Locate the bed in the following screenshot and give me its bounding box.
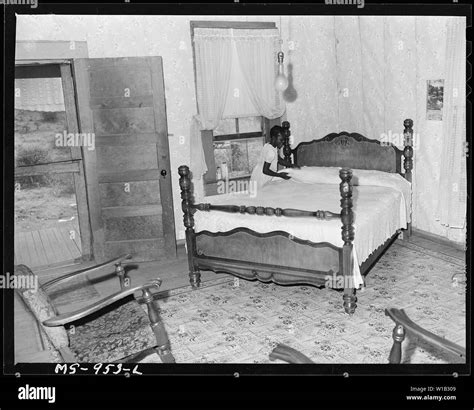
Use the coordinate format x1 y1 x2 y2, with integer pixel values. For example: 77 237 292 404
178 119 414 314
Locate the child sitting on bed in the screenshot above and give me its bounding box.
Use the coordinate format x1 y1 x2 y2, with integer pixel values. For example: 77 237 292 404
250 125 295 192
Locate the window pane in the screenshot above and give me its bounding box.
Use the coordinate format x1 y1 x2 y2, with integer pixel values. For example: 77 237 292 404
214 141 233 176
214 136 264 179
238 116 262 133
214 116 263 137
213 118 236 136
15 76 73 164
248 138 265 173
15 109 73 164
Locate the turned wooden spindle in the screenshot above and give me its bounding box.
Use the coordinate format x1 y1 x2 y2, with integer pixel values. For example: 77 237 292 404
403 119 413 237
403 119 414 183
388 324 406 364
115 262 128 289
193 202 340 220
339 168 357 315
141 283 175 363
282 121 293 166
178 165 201 288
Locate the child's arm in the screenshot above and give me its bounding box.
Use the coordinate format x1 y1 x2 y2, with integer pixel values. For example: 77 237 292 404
278 155 300 169
263 162 290 179
278 156 294 168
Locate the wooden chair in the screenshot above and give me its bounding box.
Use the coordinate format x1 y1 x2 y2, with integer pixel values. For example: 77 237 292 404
15 255 175 363
269 309 466 364
385 308 465 364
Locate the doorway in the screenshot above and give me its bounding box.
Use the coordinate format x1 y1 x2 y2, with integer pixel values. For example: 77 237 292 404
14 62 92 269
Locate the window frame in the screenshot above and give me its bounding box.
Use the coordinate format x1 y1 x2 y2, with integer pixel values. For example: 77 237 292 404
190 20 281 195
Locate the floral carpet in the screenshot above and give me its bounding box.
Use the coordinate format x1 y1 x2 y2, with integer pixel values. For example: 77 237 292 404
150 239 466 364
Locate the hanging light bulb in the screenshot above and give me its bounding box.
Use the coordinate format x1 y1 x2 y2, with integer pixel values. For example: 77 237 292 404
275 51 289 92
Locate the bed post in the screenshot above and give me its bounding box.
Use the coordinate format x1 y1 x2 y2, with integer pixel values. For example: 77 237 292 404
339 168 357 315
403 119 414 237
282 121 292 166
178 165 201 288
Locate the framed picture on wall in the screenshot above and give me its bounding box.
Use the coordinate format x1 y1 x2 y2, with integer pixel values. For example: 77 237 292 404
426 79 444 120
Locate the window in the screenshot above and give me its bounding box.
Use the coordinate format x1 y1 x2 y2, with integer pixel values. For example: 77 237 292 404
213 116 265 180
190 21 282 195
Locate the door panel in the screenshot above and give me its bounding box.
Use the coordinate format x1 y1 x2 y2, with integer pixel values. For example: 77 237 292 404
73 57 176 262
95 145 158 172
92 107 156 134
99 180 161 208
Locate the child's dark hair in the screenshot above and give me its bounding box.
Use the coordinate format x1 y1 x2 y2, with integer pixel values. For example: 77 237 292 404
270 125 284 140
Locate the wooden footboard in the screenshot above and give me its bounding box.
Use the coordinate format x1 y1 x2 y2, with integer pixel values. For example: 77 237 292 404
195 228 342 287
178 165 358 314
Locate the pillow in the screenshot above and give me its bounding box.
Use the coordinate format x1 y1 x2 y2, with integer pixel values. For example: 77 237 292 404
280 166 411 191
349 168 411 197
278 166 412 223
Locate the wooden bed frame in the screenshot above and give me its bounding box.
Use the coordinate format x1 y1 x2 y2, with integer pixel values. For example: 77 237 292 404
178 119 414 314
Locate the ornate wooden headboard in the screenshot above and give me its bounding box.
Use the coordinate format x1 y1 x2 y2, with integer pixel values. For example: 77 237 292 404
281 120 414 181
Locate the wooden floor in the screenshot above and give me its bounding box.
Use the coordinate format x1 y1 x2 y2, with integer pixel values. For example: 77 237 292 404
13 233 465 363
14 223 82 269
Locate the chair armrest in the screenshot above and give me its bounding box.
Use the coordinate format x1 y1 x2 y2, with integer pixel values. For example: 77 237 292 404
43 278 161 327
269 343 314 364
385 308 466 358
42 254 132 291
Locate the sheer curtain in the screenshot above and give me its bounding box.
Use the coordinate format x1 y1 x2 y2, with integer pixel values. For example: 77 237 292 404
435 17 466 230
233 29 285 119
14 78 65 112
190 28 233 199
190 27 285 199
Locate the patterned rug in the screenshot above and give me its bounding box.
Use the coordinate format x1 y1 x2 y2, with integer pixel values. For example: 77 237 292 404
150 239 466 364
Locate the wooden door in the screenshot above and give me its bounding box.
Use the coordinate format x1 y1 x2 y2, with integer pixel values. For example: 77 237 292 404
72 57 176 262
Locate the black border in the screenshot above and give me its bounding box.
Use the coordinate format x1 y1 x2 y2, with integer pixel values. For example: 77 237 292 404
2 0 472 405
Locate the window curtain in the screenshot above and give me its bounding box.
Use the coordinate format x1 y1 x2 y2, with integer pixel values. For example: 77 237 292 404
233 29 285 119
435 17 466 229
190 27 285 199
14 78 65 112
222 40 260 118
190 28 233 199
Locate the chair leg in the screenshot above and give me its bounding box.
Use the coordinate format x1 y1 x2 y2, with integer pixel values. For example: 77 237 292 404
389 324 406 364
142 288 176 363
115 262 129 289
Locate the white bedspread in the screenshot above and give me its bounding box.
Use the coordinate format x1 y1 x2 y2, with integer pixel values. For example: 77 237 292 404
194 178 410 288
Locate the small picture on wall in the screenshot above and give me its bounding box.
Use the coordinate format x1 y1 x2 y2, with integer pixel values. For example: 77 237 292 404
426 79 444 121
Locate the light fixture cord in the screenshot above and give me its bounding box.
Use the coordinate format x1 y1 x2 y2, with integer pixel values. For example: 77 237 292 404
279 15 283 49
